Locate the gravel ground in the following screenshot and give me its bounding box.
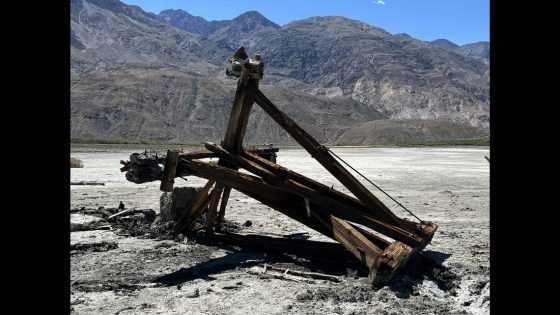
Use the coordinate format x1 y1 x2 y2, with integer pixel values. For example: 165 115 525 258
70 146 490 314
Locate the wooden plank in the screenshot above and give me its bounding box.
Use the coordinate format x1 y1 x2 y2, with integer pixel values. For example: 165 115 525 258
243 149 436 241
214 64 261 223
205 184 224 234
174 180 215 234
398 218 438 248
248 86 407 230
239 188 336 238
216 187 232 227
202 143 423 247
369 241 414 286
330 217 383 269
178 147 278 162
183 159 422 247
160 150 180 192
347 222 391 250
255 265 342 282
184 161 418 280
222 67 259 153
70 181 105 186
243 150 372 214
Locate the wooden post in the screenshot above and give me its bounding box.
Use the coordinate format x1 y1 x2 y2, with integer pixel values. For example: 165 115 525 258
205 184 224 234
160 150 180 192
208 60 262 230
216 187 232 227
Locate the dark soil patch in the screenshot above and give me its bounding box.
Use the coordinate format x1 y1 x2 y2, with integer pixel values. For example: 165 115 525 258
71 279 145 293
70 241 118 255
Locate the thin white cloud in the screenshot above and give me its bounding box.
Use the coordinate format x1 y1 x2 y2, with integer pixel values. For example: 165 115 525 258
373 0 386 5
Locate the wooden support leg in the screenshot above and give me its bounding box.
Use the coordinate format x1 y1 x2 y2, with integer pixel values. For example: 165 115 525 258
160 150 180 192
216 66 260 222
216 186 232 227
205 184 224 234
174 180 215 234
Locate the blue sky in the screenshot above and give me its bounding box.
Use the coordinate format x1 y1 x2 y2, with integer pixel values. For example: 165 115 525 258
121 0 489 45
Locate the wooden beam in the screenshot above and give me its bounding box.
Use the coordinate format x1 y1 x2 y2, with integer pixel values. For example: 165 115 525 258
174 180 216 234
203 143 423 247
222 66 259 153
369 241 414 286
243 150 372 214
214 64 261 225
205 184 224 234
347 222 391 250
247 86 407 230
330 216 383 269
243 149 436 242
183 159 423 247
177 147 278 161
160 150 180 192
216 186 232 227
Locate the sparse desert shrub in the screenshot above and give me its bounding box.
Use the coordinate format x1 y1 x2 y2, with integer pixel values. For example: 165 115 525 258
70 157 84 168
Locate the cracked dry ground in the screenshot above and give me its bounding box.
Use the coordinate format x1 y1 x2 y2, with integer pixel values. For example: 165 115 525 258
71 146 489 315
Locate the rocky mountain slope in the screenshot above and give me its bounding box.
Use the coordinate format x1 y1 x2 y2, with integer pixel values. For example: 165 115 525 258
430 39 489 63
70 0 489 145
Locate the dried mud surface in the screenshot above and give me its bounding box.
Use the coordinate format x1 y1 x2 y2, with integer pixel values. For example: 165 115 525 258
71 147 489 314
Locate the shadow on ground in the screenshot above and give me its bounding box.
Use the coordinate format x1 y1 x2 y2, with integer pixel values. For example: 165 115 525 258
153 240 367 287
388 250 457 298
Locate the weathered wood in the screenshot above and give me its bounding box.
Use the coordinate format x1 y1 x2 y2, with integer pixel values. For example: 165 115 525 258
107 209 135 220
347 222 391 250
183 159 423 248
239 188 337 238
70 181 105 186
205 184 224 234
243 149 437 242
369 241 414 286
160 150 180 192
214 65 261 224
222 66 259 153
256 264 342 282
174 180 216 234
216 187 232 227
184 159 291 201
243 150 372 213
248 86 407 230
247 266 310 283
398 219 438 248
202 143 423 247
178 147 279 161
329 216 384 269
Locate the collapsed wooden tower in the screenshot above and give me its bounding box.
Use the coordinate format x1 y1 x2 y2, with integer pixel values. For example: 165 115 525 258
122 47 437 285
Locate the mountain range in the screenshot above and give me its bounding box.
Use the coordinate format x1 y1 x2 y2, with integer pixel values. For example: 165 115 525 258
430 39 489 63
70 0 489 145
